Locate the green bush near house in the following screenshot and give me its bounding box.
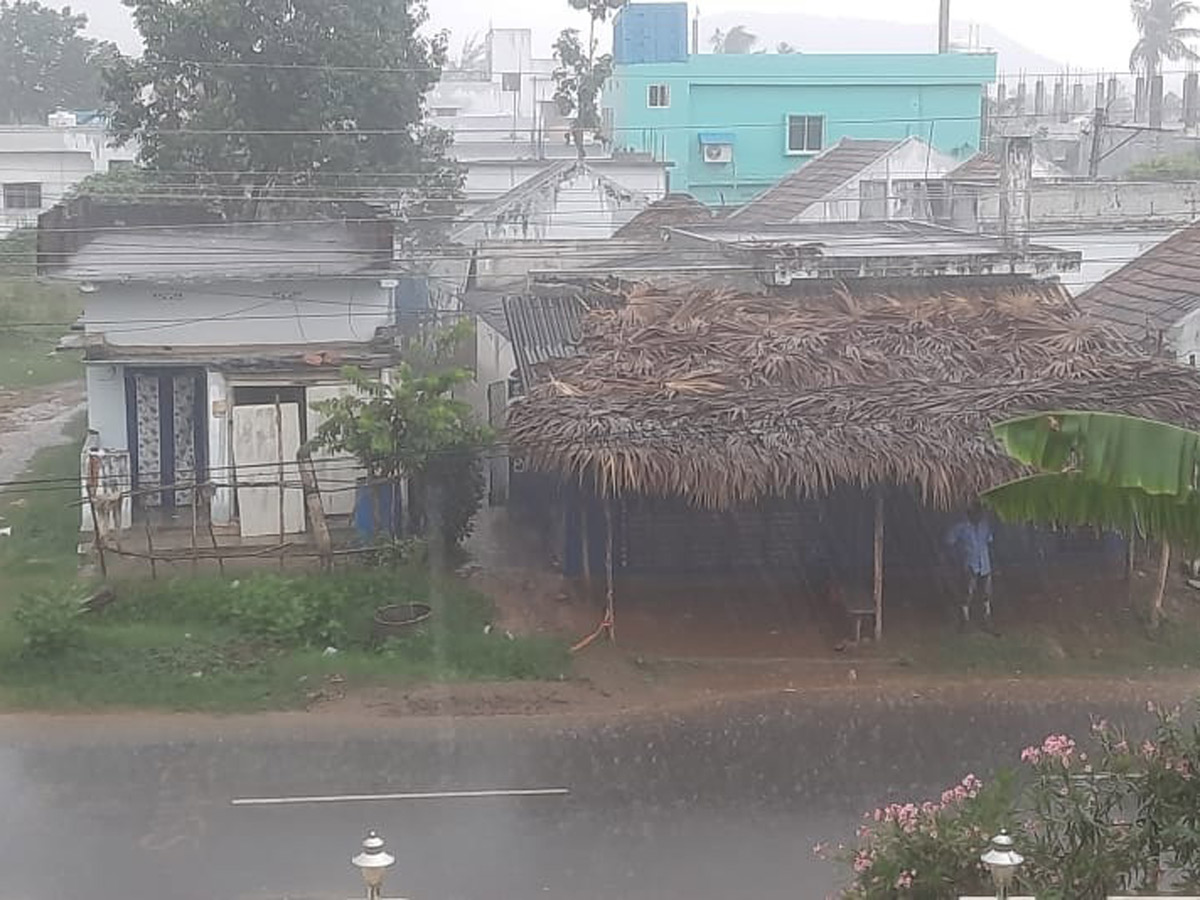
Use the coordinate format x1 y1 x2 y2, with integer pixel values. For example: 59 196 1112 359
0 567 570 711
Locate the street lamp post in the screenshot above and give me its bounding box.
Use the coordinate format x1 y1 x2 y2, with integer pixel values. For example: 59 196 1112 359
980 830 1024 899
352 831 396 900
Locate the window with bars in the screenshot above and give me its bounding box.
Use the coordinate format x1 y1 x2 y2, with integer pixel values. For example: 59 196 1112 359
647 84 670 108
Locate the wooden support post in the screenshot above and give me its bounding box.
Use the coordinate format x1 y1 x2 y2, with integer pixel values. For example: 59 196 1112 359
298 450 333 571
85 456 107 580
1151 539 1171 631
275 395 285 571
604 498 615 644
873 491 884 641
581 496 592 590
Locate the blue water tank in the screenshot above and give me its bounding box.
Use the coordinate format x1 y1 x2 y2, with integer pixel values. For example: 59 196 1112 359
613 3 689 65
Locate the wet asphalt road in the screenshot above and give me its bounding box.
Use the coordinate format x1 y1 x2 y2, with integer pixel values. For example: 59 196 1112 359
0 688 1174 900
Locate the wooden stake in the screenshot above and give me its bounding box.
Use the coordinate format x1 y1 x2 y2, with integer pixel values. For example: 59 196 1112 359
873 490 884 641
143 511 157 581
201 484 225 576
1151 538 1171 631
190 485 199 575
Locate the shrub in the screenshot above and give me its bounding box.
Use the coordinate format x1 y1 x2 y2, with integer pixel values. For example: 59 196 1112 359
825 773 1015 899
13 590 86 658
830 706 1200 898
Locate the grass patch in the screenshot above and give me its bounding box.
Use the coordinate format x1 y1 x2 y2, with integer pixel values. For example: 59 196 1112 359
0 417 88 608
0 230 83 390
0 567 571 712
907 616 1200 677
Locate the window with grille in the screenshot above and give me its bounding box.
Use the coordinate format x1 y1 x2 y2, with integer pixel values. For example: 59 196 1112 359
2 182 41 209
647 84 670 108
786 115 824 153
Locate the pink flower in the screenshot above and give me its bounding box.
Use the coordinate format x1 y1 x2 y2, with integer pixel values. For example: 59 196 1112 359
853 850 874 873
1115 740 1130 754
1142 740 1159 759
1092 718 1109 734
1021 746 1042 764
895 869 916 890
1040 734 1077 765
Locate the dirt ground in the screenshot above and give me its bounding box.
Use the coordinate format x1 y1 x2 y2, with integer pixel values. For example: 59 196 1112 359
0 380 84 484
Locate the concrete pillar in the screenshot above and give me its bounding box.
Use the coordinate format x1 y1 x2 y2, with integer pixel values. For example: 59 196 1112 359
1034 79 1046 116
1150 74 1164 128
1072 82 1085 115
1184 73 1199 128
1053 80 1065 122
938 0 951 53
997 81 1007 106
1135 76 1147 121
1016 81 1027 117
1000 135 1033 250
1107 76 1120 110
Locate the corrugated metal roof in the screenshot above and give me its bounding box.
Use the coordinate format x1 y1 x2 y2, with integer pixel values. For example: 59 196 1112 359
503 294 590 389
1075 225 1193 342
729 138 903 225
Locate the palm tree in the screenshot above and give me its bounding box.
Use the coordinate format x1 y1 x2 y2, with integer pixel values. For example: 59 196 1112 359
710 25 757 54
1130 0 1200 80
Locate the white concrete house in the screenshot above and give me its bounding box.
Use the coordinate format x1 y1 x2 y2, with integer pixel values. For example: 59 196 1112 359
0 111 135 237
430 29 572 163
40 200 402 540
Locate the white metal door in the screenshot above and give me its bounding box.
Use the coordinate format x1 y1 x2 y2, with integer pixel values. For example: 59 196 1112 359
232 403 305 537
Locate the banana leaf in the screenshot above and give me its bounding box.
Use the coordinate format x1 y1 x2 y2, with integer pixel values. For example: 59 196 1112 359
983 473 1200 550
992 411 1200 496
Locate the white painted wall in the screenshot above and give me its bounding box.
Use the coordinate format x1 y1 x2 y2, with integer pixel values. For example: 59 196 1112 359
460 317 516 424
1039 229 1176 296
0 124 136 236
207 371 233 525
795 139 959 223
83 277 392 347
85 363 127 450
969 182 1200 230
464 159 667 207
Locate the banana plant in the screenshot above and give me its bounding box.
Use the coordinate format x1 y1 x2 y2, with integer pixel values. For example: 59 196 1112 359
983 411 1200 629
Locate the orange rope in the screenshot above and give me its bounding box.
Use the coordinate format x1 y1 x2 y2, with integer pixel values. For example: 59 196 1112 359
570 606 615 653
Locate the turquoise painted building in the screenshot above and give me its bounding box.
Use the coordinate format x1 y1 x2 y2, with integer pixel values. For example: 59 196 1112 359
605 4 997 207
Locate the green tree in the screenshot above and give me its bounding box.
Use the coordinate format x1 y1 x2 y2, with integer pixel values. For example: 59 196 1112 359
552 0 626 159
710 25 758 54
1130 0 1200 81
105 0 461 238
0 1 119 124
984 410 1200 629
310 323 491 550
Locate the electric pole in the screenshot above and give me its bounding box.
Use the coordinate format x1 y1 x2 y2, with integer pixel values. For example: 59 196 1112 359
938 0 951 53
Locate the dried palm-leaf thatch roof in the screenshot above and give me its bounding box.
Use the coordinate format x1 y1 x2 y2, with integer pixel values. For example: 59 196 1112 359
505 280 1200 509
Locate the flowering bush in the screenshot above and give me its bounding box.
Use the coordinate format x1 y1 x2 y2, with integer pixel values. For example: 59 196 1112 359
821 773 1015 899
829 704 1200 899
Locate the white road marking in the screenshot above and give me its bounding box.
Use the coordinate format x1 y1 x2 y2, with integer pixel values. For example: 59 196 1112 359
231 787 570 806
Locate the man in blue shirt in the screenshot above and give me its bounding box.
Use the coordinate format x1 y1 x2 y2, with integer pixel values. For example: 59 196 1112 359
945 502 994 632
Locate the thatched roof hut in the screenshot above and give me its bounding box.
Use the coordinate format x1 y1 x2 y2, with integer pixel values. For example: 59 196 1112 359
506 280 1200 510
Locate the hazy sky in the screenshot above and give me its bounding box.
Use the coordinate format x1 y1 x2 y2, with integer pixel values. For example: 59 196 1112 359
73 0 1138 72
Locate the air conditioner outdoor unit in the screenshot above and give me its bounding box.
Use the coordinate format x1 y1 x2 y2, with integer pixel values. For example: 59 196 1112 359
703 143 733 163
